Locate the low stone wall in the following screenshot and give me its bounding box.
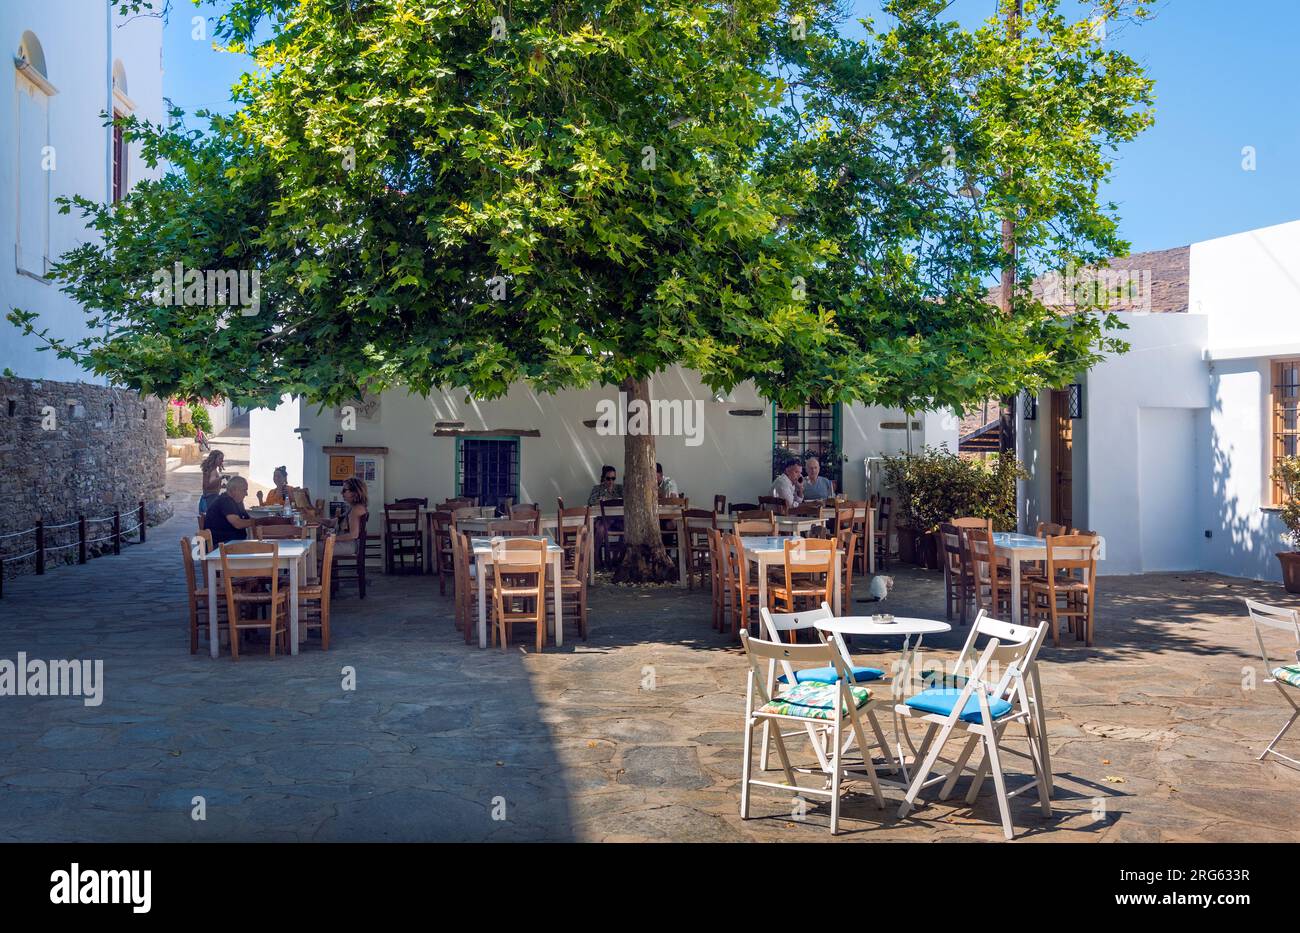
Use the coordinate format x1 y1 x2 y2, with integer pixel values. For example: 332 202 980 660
0 376 172 579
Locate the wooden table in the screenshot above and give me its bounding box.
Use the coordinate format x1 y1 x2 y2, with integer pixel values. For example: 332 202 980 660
203 539 312 658
470 536 564 649
993 532 1105 625
741 535 843 617
717 505 875 574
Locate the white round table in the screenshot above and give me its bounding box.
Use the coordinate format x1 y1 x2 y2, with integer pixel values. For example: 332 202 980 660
814 616 951 638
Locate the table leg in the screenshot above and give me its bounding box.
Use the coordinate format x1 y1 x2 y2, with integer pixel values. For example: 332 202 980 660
754 554 767 632
676 523 687 588
553 552 563 647
832 552 842 615
289 559 300 655
207 561 220 659
1010 555 1022 625
868 508 876 574
477 556 488 649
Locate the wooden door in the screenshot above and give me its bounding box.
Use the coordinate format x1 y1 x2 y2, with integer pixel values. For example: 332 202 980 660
1050 390 1073 528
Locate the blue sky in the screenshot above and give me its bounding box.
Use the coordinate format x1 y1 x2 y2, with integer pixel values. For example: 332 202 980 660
162 0 1300 254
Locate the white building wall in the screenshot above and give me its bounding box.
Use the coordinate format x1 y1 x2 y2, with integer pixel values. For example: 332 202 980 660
1192 219 1300 352
259 368 958 510
0 2 164 382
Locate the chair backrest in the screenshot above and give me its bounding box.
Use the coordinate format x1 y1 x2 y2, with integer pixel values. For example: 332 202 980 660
487 520 536 537
729 502 759 514
834 506 855 536
789 503 822 517
938 522 965 576
180 536 202 595
557 505 591 527
734 518 776 536
759 603 833 641
219 542 280 601
969 613 1048 702
490 536 548 579
713 494 727 514
197 512 206 532
684 508 717 531
1245 599 1300 673
451 507 478 523
724 532 751 601
739 630 853 711
782 537 836 593
758 495 788 515
256 523 307 540
392 497 429 509
1044 533 1099 579
876 496 892 528
837 527 857 593
440 497 475 510
952 516 993 535
600 498 624 517
659 495 688 508
1036 521 1067 537
510 503 541 519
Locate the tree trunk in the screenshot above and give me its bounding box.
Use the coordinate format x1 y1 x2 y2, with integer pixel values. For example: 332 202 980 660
612 375 678 583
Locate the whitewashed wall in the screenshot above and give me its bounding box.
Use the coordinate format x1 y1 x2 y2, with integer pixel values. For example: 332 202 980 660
0 2 164 382
1192 219 1300 353
253 368 958 509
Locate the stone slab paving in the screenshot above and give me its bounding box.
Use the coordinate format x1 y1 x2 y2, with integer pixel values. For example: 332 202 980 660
2 505 1299 842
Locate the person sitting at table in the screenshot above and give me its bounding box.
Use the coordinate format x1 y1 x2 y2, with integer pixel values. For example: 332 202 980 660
656 462 679 498
801 456 834 501
263 466 304 509
589 466 623 570
771 458 804 509
324 477 369 556
587 465 622 506
204 475 261 547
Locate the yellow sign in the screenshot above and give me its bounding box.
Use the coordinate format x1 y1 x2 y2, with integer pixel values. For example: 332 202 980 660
329 455 356 485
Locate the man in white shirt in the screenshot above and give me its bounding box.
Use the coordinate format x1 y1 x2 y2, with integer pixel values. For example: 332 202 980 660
770 459 804 509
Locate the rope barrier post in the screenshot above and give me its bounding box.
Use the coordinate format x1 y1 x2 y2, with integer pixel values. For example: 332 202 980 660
138 500 146 544
35 520 45 575
78 515 87 564
113 510 121 556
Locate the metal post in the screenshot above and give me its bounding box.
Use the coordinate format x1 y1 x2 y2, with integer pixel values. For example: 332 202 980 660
113 510 121 556
35 520 45 575
78 515 87 564
138 500 146 543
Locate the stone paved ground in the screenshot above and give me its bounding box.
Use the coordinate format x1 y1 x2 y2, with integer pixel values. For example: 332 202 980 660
2 481 1299 841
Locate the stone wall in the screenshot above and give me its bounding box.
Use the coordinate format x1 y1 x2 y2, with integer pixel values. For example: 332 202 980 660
0 377 172 579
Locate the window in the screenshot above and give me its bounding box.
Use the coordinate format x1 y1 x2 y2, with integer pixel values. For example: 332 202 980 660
111 61 131 202
15 30 56 277
112 119 125 203
773 402 842 485
457 437 520 508
1273 359 1300 504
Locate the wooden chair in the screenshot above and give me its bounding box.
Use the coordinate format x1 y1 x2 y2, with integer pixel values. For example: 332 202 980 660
713 494 727 514
440 497 476 510
1036 522 1067 537
872 497 892 571
220 541 290 660
491 537 549 651
254 523 307 540
707 527 728 631
548 525 590 641
451 529 491 643
659 504 686 580
683 508 716 591
331 512 369 599
430 510 456 596
964 526 1014 620
790 503 822 518
181 533 226 655
556 506 591 574
599 498 626 568
487 519 536 537
836 527 857 604
297 534 335 650
1027 534 1099 646
758 495 788 515
197 512 206 532
509 503 542 533
383 504 424 574
844 500 871 575
729 502 759 514
723 531 762 636
938 523 975 625
769 538 837 615
734 516 776 536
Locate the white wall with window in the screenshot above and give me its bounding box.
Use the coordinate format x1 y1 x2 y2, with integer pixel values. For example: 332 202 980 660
0 1 163 383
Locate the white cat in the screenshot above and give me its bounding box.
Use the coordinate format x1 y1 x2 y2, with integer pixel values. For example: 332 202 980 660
867 575 894 601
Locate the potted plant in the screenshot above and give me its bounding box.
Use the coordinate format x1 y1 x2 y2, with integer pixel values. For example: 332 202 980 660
1273 456 1300 593
882 445 1024 570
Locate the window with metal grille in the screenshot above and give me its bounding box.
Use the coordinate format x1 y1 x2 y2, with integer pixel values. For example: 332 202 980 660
1273 360 1300 504
457 436 520 509
772 402 842 484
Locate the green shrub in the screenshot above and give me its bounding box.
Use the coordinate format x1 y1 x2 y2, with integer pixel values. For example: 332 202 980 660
165 407 183 438
190 404 213 434
1273 456 1300 548
882 445 1025 534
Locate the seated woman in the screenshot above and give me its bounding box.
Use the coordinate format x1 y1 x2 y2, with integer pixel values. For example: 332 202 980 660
325 477 369 556
264 465 312 511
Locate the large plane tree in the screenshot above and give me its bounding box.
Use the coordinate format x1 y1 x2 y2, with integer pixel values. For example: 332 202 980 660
12 0 1153 581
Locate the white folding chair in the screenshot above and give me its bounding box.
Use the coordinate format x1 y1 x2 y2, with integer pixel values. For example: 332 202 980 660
1245 598 1300 766
896 615 1051 840
739 630 886 834
758 604 893 774
913 608 1053 794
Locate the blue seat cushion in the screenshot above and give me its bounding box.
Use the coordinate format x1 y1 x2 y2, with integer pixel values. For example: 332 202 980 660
779 665 885 685
904 688 1013 724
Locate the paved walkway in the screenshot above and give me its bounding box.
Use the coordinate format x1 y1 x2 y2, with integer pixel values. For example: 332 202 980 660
2 500 1299 841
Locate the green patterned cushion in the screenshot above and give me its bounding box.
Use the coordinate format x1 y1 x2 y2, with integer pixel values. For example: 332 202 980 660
758 682 871 720
1272 666 1300 688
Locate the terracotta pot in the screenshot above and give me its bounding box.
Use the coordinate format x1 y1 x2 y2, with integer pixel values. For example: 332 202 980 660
1278 551 1300 594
